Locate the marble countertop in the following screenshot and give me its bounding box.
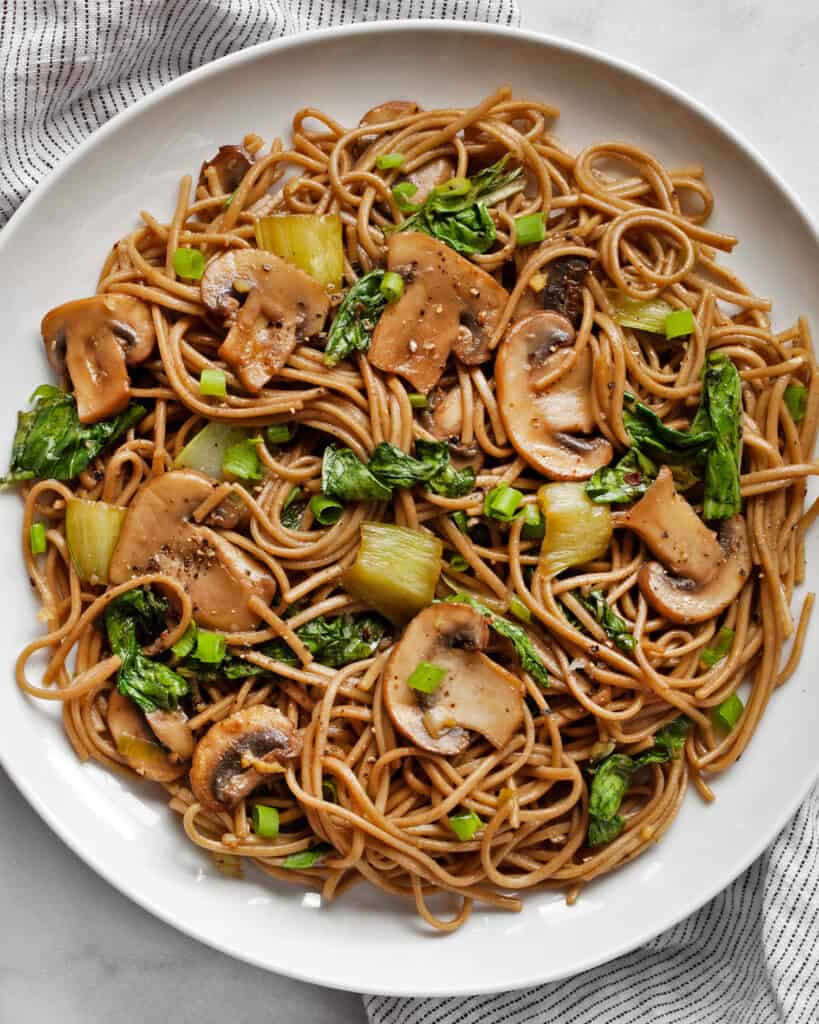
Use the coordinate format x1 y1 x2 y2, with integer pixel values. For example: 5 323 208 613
2 3 816 1021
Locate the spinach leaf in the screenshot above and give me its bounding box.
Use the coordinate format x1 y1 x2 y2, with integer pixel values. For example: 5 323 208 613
263 613 388 669
585 449 657 504
576 589 636 654
324 269 387 367
587 718 690 846
322 442 474 503
281 487 305 530
321 444 392 502
105 589 188 714
177 650 268 683
2 386 145 486
391 157 525 256
445 592 550 690
784 384 807 423
622 395 713 463
690 354 742 519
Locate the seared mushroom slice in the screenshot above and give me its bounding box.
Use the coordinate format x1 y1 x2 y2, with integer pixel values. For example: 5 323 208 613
383 604 524 755
420 386 484 472
354 100 419 157
496 310 613 480
368 232 509 393
107 690 186 782
190 705 302 811
198 145 252 194
41 294 156 424
542 256 589 328
108 469 275 632
202 250 330 393
145 708 194 761
403 156 455 204
618 466 752 624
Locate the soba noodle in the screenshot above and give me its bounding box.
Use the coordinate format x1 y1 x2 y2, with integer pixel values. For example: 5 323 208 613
13 87 818 932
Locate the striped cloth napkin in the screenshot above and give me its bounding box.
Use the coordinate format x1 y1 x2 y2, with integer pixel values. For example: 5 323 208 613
2 4 817 1022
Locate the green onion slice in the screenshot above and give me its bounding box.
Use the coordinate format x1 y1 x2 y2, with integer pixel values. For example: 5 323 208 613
322 779 338 803
194 629 226 664
172 247 205 280
447 809 483 842
433 177 470 198
379 270 404 303
701 626 735 667
376 152 405 170
712 692 744 732
451 511 469 533
508 595 531 623
514 212 546 246
408 392 428 409
29 522 46 555
252 804 280 838
407 661 446 694
484 483 524 522
265 424 293 445
310 493 343 526
200 368 227 399
665 308 695 340
392 181 419 212
282 845 331 870
784 384 808 423
520 504 545 540
448 554 469 572
171 622 197 659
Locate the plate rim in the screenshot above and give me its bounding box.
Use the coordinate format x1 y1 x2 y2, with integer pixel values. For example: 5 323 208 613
2 18 818 997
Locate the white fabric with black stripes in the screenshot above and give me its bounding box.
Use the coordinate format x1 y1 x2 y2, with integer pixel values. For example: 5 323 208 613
2 3 817 1022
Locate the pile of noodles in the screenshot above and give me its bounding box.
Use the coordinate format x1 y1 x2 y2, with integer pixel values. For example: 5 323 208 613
15 87 819 932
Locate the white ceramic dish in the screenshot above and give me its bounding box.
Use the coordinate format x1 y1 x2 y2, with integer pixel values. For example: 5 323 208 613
1 20 818 998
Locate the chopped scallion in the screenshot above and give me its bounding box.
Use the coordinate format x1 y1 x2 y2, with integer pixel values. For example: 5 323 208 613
252 804 280 838
282 845 331 870
265 424 293 446
199 368 227 399
514 212 546 246
408 392 428 409
29 522 46 555
407 661 446 694
194 629 226 664
322 779 338 803
376 152 405 170
171 622 197 659
712 692 744 732
447 808 483 842
310 493 343 526
520 504 545 540
509 595 531 623
701 626 735 668
172 247 205 280
484 483 523 522
221 192 235 210
379 270 404 303
434 177 470 198
784 384 808 423
452 511 469 533
448 554 469 572
665 308 695 340
392 181 419 212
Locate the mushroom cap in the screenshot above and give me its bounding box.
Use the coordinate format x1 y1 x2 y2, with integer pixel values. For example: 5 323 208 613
108 469 275 632
368 232 509 393
202 250 330 393
198 145 252 193
41 294 156 424
619 465 723 583
107 690 186 783
190 705 301 811
382 603 524 755
496 311 613 480
354 100 419 157
638 514 752 624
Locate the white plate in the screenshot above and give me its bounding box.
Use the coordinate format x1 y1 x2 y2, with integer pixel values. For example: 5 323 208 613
1 20 818 998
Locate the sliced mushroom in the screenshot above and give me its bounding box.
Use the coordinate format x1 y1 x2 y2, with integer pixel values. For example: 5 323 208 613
420 387 484 472
368 232 509 393
108 469 275 632
618 466 753 624
354 100 419 157
496 311 613 480
542 256 589 328
107 690 186 782
403 156 455 204
145 708 194 761
202 251 330 392
383 604 524 756
41 295 156 423
198 145 252 194
190 705 301 811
